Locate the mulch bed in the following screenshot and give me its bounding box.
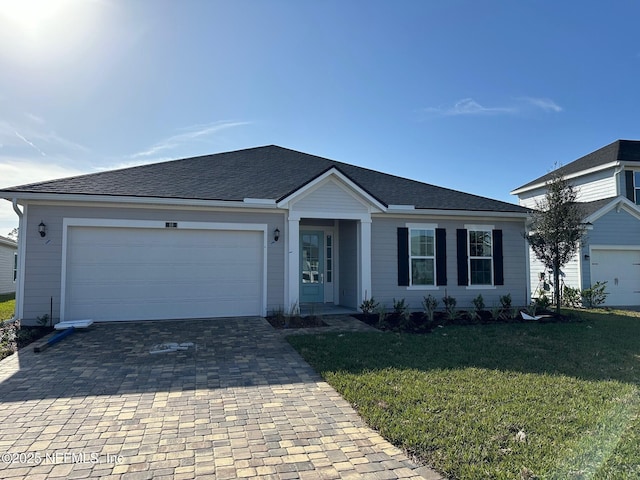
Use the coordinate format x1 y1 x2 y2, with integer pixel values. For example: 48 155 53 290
352 310 570 333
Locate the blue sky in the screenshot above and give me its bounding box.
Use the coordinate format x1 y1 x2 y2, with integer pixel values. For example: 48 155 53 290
1 0 639 236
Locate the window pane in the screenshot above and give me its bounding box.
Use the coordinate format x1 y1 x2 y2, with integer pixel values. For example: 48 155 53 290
470 259 492 285
470 230 492 257
635 172 640 205
410 229 434 256
411 258 435 285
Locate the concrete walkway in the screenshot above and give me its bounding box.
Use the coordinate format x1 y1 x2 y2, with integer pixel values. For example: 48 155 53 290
0 317 443 479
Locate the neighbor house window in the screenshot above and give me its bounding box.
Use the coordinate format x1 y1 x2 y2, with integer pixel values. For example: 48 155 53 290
13 252 17 282
409 228 435 286
468 229 493 285
635 172 640 205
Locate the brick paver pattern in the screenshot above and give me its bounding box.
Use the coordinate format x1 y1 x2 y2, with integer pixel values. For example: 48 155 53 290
0 317 443 479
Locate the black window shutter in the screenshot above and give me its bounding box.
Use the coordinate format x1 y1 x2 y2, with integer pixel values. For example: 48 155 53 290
625 170 635 202
397 228 409 286
456 229 468 286
493 229 504 286
435 228 447 286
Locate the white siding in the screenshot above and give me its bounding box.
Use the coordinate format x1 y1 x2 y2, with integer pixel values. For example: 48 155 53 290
517 168 618 207
291 178 370 214
573 170 617 202
0 242 17 295
528 248 580 300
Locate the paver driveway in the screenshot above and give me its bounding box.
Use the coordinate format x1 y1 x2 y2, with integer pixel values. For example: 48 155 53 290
0 318 442 479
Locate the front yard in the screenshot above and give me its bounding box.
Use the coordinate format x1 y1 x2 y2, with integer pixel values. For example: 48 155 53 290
288 309 640 480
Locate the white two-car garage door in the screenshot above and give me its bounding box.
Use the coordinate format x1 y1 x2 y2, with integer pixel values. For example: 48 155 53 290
63 225 265 321
590 249 640 306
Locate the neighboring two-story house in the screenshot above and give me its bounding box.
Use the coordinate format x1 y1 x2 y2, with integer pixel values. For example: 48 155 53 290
511 139 640 307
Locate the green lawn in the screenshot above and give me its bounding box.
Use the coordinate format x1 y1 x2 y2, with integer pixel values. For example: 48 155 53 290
288 310 640 480
0 293 15 321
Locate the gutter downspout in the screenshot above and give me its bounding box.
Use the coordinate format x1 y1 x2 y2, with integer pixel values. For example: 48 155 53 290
11 199 25 322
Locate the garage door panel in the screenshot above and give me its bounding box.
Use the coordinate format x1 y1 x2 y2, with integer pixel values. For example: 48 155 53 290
65 226 264 321
591 249 640 306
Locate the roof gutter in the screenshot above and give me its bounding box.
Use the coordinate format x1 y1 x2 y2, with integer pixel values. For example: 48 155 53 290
2 192 281 210
12 198 23 218
10 199 23 323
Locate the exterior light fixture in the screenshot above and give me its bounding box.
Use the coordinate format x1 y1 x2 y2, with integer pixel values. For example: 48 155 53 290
274 228 280 242
38 221 47 238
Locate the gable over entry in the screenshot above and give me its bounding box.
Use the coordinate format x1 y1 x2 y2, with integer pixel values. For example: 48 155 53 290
277 168 385 311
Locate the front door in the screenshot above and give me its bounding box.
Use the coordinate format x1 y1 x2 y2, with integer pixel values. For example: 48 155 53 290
300 231 324 303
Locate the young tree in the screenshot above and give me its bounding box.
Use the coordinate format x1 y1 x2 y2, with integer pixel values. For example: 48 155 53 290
526 171 586 313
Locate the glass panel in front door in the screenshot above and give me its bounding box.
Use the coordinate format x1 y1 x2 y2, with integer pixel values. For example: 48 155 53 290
302 234 320 284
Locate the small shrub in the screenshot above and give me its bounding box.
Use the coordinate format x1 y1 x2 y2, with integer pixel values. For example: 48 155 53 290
360 297 379 316
495 294 514 320
36 314 50 327
422 295 438 323
534 293 551 311
442 295 458 322
499 293 512 310
582 281 608 308
392 298 411 328
471 294 485 321
562 285 582 308
490 304 503 321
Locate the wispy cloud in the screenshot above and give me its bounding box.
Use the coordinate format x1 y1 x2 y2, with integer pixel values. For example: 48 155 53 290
14 130 46 156
0 115 89 154
424 96 563 117
132 121 251 159
520 97 563 112
425 98 515 116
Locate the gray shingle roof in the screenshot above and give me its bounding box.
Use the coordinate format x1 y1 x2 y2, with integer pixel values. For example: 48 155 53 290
577 197 618 218
1 145 528 213
513 139 640 192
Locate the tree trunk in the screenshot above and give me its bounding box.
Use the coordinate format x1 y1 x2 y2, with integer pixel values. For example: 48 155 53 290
554 261 561 314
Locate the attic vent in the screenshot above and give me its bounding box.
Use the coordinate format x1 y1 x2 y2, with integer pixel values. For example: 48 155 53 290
165 222 178 228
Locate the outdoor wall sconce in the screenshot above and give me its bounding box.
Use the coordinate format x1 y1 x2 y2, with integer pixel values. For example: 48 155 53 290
274 228 280 242
38 221 47 238
583 254 590 261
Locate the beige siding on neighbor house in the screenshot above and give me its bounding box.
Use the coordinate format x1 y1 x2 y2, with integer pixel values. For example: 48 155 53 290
20 203 286 323
0 242 17 295
370 216 529 310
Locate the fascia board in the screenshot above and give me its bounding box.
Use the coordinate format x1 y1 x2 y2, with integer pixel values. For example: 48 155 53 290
2 193 279 209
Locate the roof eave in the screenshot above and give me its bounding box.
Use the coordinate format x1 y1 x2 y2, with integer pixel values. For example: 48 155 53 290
1 192 281 209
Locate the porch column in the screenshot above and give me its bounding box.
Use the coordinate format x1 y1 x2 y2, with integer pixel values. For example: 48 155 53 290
286 215 300 312
358 218 372 306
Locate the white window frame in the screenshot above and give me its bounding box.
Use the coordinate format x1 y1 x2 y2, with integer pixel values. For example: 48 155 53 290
407 223 438 289
466 224 494 287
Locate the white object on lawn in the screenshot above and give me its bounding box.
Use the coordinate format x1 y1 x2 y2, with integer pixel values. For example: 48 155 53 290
54 319 94 330
520 311 552 321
